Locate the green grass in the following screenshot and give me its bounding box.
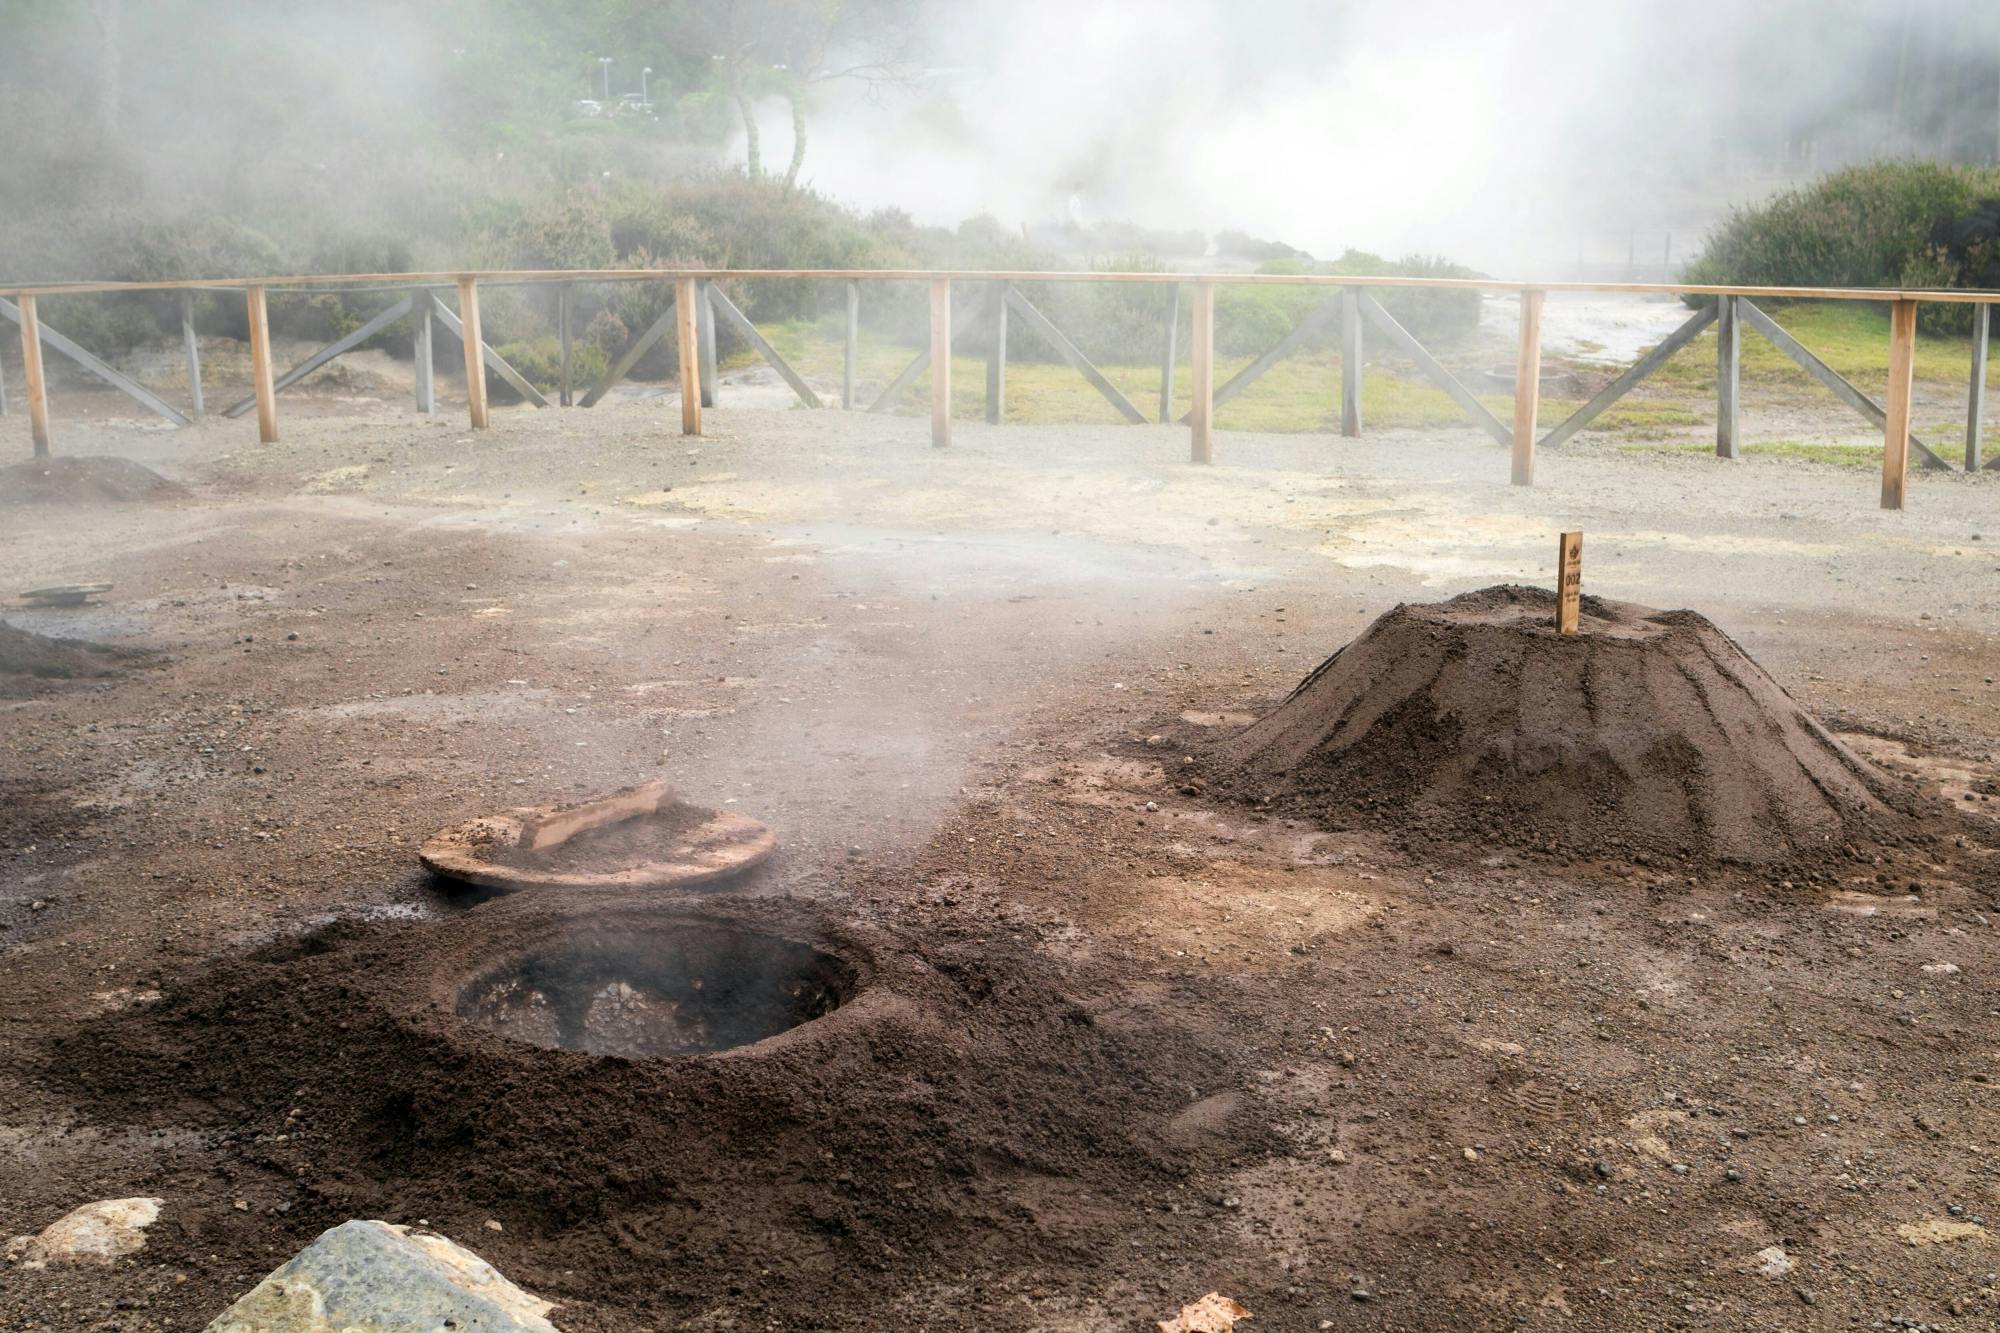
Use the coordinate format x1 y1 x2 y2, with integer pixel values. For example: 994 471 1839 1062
1647 301 1975 396
749 304 1980 441
759 323 1510 433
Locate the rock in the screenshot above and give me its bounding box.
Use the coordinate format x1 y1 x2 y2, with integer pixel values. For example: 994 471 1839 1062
203 1219 556 1333
5 1197 162 1268
1749 1245 1793 1279
1897 1219 1990 1247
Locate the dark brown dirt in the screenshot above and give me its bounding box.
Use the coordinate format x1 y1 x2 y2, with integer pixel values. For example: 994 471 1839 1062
50 892 1277 1327
1212 585 1936 868
8 407 2000 1330
0 456 185 506
0 620 153 700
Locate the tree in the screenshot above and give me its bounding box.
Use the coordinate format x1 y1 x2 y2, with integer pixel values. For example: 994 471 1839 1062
664 0 919 190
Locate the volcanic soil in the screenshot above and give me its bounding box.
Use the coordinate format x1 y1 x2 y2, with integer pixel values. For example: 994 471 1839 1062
5 396 2000 1331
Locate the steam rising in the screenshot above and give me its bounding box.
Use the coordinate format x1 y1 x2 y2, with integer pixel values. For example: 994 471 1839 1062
785 0 2000 272
3 0 1997 278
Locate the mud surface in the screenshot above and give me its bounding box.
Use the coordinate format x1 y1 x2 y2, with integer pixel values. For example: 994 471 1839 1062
0 620 152 700
1215 585 1930 867
4 399 2000 1329
0 456 186 507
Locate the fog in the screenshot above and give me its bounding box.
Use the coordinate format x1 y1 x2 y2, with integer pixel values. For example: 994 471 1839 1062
767 0 2000 273
3 0 1999 278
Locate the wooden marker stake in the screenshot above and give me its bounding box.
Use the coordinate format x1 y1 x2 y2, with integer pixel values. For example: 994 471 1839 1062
1556 531 1583 634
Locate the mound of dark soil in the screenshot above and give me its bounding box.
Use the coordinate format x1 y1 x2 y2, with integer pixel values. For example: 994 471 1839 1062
50 894 1272 1326
0 455 185 505
0 620 152 700
1214 585 1919 865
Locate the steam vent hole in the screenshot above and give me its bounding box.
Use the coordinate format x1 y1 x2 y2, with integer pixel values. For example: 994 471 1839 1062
456 923 856 1058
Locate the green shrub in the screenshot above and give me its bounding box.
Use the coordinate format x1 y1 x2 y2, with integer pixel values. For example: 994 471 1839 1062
1326 250 1483 347
1685 161 2000 334
493 336 609 396
7 212 283 352
1216 283 1321 356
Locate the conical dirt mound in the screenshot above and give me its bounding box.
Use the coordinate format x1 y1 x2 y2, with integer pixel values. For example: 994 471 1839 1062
1215 585 1915 865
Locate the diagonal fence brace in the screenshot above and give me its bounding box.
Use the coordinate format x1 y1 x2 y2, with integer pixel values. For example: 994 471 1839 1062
1737 299 1950 471
222 297 415 418
1002 288 1148 424
1538 305 1716 449
0 296 191 427
705 285 821 408
1356 293 1510 445
428 294 549 409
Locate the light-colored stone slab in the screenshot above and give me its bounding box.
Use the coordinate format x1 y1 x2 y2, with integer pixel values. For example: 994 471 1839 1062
204 1219 557 1332
5 1197 162 1268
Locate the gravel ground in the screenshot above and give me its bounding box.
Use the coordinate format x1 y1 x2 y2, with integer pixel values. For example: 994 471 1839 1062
3 393 2000 1330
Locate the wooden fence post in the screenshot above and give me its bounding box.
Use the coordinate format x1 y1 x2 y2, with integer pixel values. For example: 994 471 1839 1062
1159 284 1180 424
456 277 488 430
1189 281 1215 463
930 278 951 448
1340 286 1363 438
1967 303 1989 472
843 279 859 410
18 294 50 456
985 281 1007 424
180 292 204 422
557 282 573 407
245 285 279 443
1715 295 1739 459
674 276 701 436
1512 288 1545 486
1881 298 1918 510
413 291 435 414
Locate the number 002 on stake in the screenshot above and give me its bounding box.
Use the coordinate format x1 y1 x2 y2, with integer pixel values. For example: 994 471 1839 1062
1557 531 1583 634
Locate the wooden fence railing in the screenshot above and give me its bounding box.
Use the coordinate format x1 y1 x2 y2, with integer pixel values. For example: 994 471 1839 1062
3 268 1997 510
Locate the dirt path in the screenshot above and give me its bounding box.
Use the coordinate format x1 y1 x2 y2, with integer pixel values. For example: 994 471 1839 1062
2 400 1999 1329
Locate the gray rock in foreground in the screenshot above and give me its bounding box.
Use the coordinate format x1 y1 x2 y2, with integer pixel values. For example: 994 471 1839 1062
204 1219 557 1332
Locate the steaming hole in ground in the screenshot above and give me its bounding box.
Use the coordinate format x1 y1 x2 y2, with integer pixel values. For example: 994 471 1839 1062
455 922 856 1058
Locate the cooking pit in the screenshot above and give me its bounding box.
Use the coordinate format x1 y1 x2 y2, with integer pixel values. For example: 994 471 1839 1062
454 917 859 1058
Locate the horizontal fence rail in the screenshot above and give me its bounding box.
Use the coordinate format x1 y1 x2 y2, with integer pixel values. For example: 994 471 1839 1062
3 268 1997 510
